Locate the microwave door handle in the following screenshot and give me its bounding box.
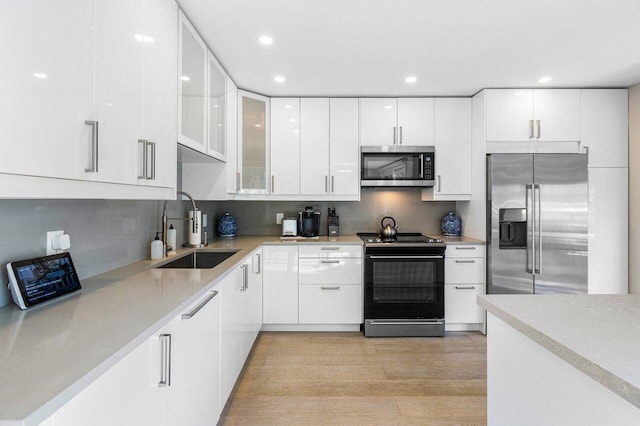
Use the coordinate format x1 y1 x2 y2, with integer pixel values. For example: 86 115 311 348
419 154 424 178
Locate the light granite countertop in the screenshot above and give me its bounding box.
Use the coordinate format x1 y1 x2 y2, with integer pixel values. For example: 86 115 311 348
0 235 362 425
432 234 485 245
478 294 640 409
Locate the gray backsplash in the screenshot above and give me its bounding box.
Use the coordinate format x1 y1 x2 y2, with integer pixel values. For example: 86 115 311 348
199 189 456 237
0 190 454 307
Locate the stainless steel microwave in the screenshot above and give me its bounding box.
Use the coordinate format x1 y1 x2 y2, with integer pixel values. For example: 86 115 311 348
360 146 435 187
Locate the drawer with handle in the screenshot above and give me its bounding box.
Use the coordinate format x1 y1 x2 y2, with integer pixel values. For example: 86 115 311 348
298 245 362 259
299 258 362 285
445 257 483 283
445 244 485 258
444 284 483 324
299 284 362 324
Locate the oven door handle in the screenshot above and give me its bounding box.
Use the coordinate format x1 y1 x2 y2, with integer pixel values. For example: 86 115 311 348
368 255 444 259
369 320 445 325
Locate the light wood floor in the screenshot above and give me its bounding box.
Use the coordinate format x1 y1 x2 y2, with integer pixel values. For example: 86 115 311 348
221 331 487 425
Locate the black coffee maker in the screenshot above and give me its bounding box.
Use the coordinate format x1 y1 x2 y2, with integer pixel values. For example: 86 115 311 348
298 206 321 237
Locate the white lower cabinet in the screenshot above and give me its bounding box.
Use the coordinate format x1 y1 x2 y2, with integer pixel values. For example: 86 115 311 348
299 284 362 324
242 248 263 363
50 288 222 426
263 245 299 324
444 244 485 331
220 267 243 406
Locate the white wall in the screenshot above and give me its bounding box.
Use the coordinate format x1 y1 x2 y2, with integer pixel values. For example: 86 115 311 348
629 84 640 294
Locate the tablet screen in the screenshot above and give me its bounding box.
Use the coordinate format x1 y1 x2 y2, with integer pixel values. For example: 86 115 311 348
10 253 81 307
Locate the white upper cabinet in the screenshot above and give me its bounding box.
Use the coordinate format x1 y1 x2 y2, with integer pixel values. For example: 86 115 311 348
237 90 270 194
141 0 178 188
0 0 94 181
360 98 434 146
329 98 360 196
270 98 300 194
208 53 227 160
580 89 628 168
433 98 472 199
178 12 207 153
359 98 398 146
397 98 435 146
0 0 177 198
486 89 581 142
300 98 330 195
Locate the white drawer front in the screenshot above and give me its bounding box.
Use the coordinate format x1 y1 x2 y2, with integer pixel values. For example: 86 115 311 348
299 284 362 324
445 284 483 324
445 258 483 283
298 244 362 259
445 244 485 258
299 258 362 285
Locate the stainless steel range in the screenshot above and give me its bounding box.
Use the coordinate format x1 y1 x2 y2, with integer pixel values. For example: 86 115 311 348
358 232 446 337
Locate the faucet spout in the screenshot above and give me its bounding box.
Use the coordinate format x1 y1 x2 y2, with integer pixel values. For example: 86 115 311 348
177 191 199 234
160 191 200 258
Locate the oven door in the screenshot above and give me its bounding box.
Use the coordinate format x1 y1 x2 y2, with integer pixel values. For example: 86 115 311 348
364 253 444 320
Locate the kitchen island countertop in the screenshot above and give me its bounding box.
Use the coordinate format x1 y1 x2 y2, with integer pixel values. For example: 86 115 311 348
478 294 640 410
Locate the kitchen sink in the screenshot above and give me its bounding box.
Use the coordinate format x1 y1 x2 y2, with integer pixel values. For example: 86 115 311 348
155 250 239 269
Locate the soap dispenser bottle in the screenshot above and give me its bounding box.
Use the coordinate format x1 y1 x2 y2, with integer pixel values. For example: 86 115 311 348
151 232 163 260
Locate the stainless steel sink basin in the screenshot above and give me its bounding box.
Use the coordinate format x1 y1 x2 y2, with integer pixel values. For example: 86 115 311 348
156 250 239 269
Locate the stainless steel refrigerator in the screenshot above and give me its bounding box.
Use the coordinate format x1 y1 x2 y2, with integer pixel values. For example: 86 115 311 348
486 154 588 294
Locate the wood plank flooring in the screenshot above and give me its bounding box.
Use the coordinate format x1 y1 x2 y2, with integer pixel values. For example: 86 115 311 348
221 331 487 425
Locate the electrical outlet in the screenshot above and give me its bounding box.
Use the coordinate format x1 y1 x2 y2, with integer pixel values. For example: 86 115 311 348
276 213 284 224
46 230 64 255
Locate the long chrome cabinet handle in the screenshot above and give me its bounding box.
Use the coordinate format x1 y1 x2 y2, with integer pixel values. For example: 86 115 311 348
325 175 328 193
454 260 476 264
536 120 541 139
321 286 340 290
454 286 476 290
241 264 248 291
526 184 534 274
255 253 261 274
137 139 147 179
321 259 340 264
148 141 156 180
158 334 171 387
455 246 476 250
529 120 534 139
181 290 218 319
393 126 397 145
85 120 99 172
331 175 335 193
535 184 542 274
437 175 442 192
399 126 403 144
271 175 275 193
321 247 340 251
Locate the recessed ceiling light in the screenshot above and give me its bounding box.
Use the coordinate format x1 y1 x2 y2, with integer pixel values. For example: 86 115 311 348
180 76 190 82
405 76 417 84
285 104 292 109
259 35 273 45
289 118 296 123
514 91 525 96
254 124 262 128
103 102 114 107
384 105 393 110
274 75 285 83
33 72 48 79
538 76 552 83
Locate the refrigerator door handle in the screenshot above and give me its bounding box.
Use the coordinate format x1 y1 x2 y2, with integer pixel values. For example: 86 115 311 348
535 184 542 274
526 184 534 274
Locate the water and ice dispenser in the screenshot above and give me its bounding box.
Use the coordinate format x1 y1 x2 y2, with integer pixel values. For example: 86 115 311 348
499 208 527 249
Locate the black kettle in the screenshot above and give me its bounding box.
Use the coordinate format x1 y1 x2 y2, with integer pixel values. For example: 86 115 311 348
380 216 398 241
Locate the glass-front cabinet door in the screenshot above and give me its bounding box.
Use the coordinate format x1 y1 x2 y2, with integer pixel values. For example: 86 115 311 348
178 11 207 152
207 53 226 160
237 90 270 194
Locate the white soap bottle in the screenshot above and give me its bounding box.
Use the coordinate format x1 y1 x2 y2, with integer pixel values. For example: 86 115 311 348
151 232 163 260
167 224 177 253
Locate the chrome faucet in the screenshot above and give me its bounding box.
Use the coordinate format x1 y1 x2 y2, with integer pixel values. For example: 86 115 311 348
161 191 200 257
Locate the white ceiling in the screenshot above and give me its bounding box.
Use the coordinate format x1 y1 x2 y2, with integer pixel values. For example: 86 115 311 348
177 0 640 97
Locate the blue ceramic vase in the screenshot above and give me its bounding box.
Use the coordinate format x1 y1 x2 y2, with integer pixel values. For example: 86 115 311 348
441 211 461 236
217 212 237 238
